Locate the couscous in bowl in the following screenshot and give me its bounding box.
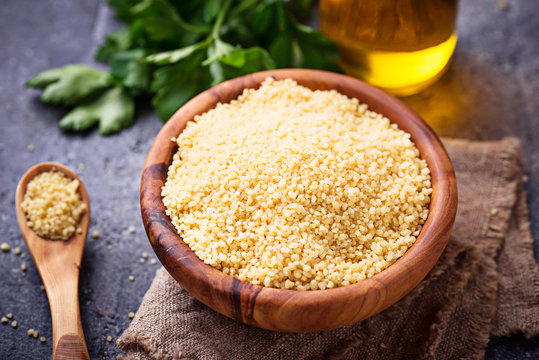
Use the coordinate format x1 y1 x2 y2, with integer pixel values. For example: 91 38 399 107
140 69 457 332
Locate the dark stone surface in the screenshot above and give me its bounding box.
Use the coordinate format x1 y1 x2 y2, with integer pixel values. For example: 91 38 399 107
0 0 537 358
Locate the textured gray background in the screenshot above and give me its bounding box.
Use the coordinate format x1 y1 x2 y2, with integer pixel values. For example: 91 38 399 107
0 0 537 358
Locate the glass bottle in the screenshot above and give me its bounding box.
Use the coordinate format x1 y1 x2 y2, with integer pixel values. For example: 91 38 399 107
319 0 459 95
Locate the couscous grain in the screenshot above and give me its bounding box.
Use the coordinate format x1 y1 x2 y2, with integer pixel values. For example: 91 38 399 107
162 78 432 290
21 171 86 240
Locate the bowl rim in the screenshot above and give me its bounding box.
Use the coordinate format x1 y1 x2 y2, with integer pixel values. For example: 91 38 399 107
140 69 457 332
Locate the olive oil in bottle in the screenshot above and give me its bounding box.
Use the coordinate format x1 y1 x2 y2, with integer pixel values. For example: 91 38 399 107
319 0 459 95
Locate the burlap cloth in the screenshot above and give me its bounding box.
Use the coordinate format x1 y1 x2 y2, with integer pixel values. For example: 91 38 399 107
118 138 539 360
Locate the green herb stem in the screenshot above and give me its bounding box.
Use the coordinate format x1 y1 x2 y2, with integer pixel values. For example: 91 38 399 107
174 12 211 35
212 0 234 39
276 1 288 32
228 0 260 19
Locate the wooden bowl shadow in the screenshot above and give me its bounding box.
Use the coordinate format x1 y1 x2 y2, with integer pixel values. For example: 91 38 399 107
140 69 458 332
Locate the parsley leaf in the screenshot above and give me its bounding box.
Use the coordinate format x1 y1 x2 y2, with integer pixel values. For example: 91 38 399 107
59 86 135 135
110 49 151 95
150 51 210 121
95 27 133 62
26 64 113 106
27 64 134 135
207 45 274 86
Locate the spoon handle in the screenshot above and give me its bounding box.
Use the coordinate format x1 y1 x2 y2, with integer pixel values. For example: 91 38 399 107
35 240 90 360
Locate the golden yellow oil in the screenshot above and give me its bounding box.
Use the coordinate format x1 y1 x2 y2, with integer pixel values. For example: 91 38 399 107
320 0 459 95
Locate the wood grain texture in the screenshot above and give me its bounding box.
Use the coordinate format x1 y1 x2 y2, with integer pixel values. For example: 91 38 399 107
15 162 90 359
140 69 458 332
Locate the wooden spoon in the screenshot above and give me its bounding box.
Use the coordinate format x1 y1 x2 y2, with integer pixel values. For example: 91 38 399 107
15 162 90 360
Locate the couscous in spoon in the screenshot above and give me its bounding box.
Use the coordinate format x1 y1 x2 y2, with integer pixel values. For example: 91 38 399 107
15 162 90 360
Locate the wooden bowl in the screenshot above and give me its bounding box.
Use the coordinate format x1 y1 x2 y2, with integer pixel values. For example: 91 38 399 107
140 69 457 332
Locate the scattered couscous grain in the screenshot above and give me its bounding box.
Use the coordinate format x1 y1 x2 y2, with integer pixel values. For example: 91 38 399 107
107 335 113 343
139 258 145 264
128 312 135 319
128 226 136 233
14 247 21 255
6 313 13 319
150 259 157 265
78 163 85 170
490 208 498 216
40 337 46 343
142 252 148 259
497 0 509 11
107 245 112 250
33 330 39 338
92 230 100 239
21 171 86 241
162 78 432 290
40 285 45 291
1 317 8 324
27 329 34 336
129 275 134 282
1 242 10 252
21 253 26 258
21 264 27 272
27 144 35 152
11 321 17 328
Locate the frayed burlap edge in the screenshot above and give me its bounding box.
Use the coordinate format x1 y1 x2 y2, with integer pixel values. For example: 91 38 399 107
449 138 523 359
492 184 539 338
